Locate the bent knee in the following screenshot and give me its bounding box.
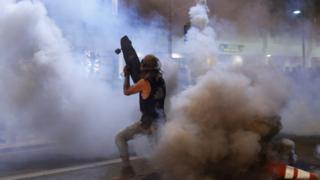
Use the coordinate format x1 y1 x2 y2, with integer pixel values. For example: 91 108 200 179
115 132 127 146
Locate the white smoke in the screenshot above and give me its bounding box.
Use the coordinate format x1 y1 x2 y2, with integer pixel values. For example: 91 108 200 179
42 0 169 56
177 3 217 81
0 0 131 156
1 1 319 176
189 3 210 30
0 0 176 159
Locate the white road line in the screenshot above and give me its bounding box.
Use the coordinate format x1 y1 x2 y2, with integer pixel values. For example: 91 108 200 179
0 157 140 180
0 141 50 150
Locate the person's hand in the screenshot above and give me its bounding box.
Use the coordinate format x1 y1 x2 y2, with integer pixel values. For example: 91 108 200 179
123 65 129 77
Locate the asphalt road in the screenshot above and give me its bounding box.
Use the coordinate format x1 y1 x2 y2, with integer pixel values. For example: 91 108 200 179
0 135 319 180
1 158 159 180
0 145 112 178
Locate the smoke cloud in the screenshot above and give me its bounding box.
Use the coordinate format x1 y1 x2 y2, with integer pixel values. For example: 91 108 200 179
183 4 217 78
0 1 319 179
154 64 289 180
0 0 176 159
143 0 320 136
0 0 129 156
151 2 317 179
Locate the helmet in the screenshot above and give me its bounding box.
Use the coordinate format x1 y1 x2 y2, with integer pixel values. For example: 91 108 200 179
141 55 160 71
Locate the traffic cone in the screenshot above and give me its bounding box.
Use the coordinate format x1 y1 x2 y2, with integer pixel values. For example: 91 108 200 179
265 161 319 180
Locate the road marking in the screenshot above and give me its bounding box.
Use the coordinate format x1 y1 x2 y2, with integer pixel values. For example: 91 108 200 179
0 157 140 180
0 141 50 151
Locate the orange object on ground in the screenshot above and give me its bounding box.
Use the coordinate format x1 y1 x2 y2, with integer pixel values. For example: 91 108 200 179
265 161 318 180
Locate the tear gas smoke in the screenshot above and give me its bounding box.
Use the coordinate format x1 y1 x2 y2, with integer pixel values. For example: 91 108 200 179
155 66 288 180
0 0 175 159
153 3 289 180
189 3 209 30
0 0 135 157
162 0 320 136
0 1 319 177
176 4 217 80
42 0 170 56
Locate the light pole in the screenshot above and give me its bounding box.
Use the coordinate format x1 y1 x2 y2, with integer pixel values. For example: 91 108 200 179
293 9 306 68
112 0 124 79
112 0 118 16
302 21 306 68
168 0 173 57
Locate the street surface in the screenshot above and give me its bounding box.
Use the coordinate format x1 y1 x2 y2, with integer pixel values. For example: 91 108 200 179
1 158 159 180
0 135 319 180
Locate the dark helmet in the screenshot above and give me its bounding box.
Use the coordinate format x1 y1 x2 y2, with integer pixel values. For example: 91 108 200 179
141 55 161 71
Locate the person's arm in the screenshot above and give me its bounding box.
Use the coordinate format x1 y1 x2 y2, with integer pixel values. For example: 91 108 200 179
124 79 146 96
123 66 145 96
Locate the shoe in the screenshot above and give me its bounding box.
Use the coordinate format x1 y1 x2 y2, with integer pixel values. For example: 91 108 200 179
113 165 136 180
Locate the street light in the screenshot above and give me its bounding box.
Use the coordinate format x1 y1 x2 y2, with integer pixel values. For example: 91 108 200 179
232 55 243 66
293 10 301 15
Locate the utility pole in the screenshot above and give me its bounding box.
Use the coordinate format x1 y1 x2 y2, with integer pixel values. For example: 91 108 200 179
293 9 307 68
112 0 118 16
112 0 124 79
168 0 173 57
302 22 306 67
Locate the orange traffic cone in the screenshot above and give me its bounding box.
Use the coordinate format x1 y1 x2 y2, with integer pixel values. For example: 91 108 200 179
265 161 318 180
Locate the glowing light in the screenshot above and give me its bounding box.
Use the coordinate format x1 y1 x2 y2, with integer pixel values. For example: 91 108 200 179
207 57 213 65
171 53 183 59
94 63 100 72
266 54 271 58
293 10 301 15
232 55 243 66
